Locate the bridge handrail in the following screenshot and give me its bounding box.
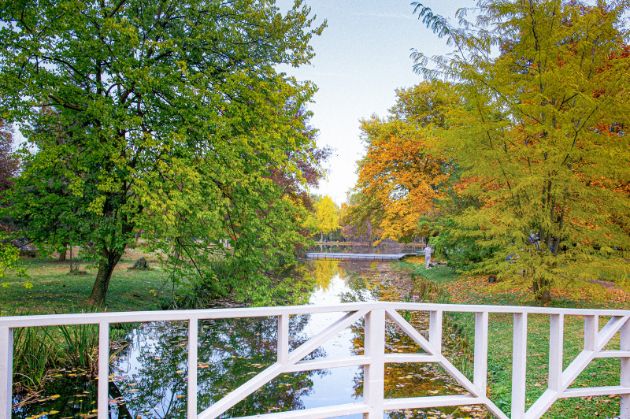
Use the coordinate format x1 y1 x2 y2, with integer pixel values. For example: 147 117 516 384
1 302 628 327
1 302 629 419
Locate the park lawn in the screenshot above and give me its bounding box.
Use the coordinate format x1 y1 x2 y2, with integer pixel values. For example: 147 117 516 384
0 249 172 316
400 261 629 418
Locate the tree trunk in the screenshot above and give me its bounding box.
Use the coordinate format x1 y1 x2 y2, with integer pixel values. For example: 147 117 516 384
533 275 551 303
58 244 67 262
88 249 124 306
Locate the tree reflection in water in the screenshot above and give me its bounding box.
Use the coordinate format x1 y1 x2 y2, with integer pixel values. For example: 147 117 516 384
111 315 324 418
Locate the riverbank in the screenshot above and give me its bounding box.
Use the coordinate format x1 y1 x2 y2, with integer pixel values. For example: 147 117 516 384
399 260 629 418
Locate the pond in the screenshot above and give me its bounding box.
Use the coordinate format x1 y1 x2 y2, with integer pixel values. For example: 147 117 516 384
14 260 487 418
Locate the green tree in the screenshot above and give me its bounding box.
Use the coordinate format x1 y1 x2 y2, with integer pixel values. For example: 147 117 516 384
0 121 20 281
314 195 339 241
413 0 629 301
0 0 325 305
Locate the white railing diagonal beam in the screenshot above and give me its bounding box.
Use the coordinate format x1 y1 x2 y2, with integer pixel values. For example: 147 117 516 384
288 310 367 363
199 309 367 419
385 309 434 354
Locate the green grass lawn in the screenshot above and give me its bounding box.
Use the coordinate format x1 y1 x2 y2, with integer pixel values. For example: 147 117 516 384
0 251 172 316
400 262 628 418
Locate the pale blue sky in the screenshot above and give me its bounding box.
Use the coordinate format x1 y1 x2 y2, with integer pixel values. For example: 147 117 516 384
278 0 470 204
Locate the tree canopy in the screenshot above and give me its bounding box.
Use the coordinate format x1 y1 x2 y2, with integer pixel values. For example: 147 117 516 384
347 0 629 301
314 195 339 239
0 0 326 305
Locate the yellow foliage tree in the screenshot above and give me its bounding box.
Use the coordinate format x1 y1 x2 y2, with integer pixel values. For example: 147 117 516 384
413 0 630 301
315 195 340 241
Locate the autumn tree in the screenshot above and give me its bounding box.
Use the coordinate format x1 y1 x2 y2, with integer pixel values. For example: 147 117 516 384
353 81 460 242
0 0 325 305
314 195 340 241
339 191 382 243
413 0 630 301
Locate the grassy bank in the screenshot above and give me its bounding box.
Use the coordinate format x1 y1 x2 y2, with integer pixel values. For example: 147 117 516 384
0 250 172 316
400 261 629 418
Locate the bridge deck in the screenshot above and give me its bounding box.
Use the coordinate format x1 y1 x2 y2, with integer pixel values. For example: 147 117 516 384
305 252 417 260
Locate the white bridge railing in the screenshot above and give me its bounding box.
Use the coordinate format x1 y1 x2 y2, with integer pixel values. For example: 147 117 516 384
1 302 629 418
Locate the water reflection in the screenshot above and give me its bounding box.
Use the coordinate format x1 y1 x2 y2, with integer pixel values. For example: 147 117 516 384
15 260 486 418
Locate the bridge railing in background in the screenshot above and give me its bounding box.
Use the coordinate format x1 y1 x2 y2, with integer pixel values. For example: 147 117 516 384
1 302 629 419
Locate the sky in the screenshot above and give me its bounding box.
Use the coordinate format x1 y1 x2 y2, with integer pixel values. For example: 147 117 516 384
277 0 469 205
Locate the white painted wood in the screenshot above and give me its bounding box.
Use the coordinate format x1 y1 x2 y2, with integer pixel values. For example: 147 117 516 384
474 311 489 395
384 307 509 418
277 314 289 364
621 317 630 418
548 314 564 391
559 385 630 398
528 316 630 419
200 310 367 419
1 302 628 328
97 321 109 419
583 315 599 351
525 389 556 419
385 309 434 354
285 356 370 372
237 402 370 418
188 317 198 418
383 395 481 410
384 353 437 363
429 310 443 354
289 310 366 363
388 303 630 317
364 309 385 419
199 362 284 419
0 327 13 419
511 313 528 419
1 303 629 419
595 350 630 358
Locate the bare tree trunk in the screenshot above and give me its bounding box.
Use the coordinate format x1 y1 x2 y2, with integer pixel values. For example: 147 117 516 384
88 249 124 305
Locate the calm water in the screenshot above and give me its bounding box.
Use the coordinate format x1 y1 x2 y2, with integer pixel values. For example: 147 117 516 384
14 260 486 418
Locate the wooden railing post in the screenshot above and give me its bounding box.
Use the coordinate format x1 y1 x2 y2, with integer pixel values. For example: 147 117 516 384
584 315 599 351
548 314 564 391
0 326 13 419
474 312 488 395
278 314 289 364
97 322 109 419
364 308 385 419
188 317 199 418
429 310 443 354
621 317 630 417
511 313 527 419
